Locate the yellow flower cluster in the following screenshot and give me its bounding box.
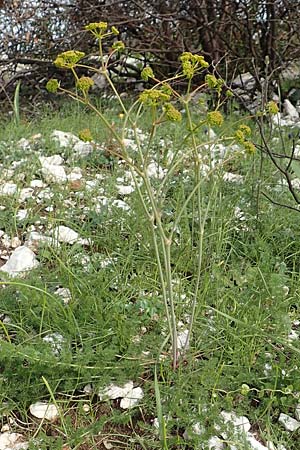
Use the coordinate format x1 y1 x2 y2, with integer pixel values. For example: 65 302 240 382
207 111 224 127
139 89 171 106
235 124 255 154
85 22 108 32
205 74 224 93
180 52 209 79
85 22 119 39
54 51 85 69
76 76 94 94
78 128 93 142
141 66 155 81
163 103 182 122
112 41 125 52
46 79 59 93
266 101 279 115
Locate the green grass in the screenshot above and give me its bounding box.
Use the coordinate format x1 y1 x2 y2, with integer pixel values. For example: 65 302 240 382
0 101 300 449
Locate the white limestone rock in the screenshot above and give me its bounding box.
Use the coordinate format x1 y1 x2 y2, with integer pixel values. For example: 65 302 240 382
283 99 299 120
99 381 134 401
278 413 300 431
39 155 67 183
73 141 94 157
67 167 83 181
98 381 143 409
54 287 72 305
0 246 39 277
207 436 225 449
0 432 28 450
220 411 251 438
0 182 17 196
29 402 59 421
51 130 80 148
49 226 89 245
147 162 166 179
295 403 300 421
25 231 58 251
43 332 65 355
120 386 144 409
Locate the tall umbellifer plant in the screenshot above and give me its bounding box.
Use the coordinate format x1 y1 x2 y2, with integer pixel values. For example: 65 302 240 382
46 22 255 369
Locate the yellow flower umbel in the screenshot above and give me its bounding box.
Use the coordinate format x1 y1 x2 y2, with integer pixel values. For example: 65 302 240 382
234 124 255 154
78 128 93 142
163 103 182 122
139 89 171 107
85 22 119 40
205 74 224 94
85 22 108 38
46 79 60 93
54 50 85 69
111 41 125 52
76 76 94 94
141 66 155 82
180 52 209 79
266 101 279 115
207 111 224 127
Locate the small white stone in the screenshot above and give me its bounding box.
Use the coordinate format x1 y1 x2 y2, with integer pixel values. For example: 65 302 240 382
0 246 39 277
25 231 57 251
147 162 166 179
295 403 300 421
51 130 80 148
67 167 83 181
19 188 34 201
207 436 225 449
73 141 94 157
246 434 270 450
177 329 189 351
116 184 135 195
0 431 28 450
41 164 67 183
54 287 72 305
284 99 299 120
288 329 299 341
16 209 28 221
120 387 144 409
30 179 46 188
223 172 243 183
221 411 251 433
278 413 300 431
82 404 90 413
50 225 79 244
29 402 59 421
83 384 93 394
40 155 64 166
43 333 64 355
111 199 130 211
11 236 21 248
99 381 134 401
0 182 17 196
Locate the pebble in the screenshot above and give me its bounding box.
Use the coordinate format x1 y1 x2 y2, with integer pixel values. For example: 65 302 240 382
51 130 80 148
278 412 300 431
0 182 17 196
98 381 143 409
0 246 39 277
0 432 28 450
29 402 59 421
